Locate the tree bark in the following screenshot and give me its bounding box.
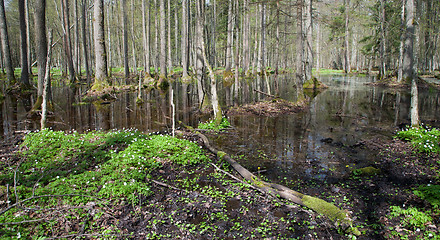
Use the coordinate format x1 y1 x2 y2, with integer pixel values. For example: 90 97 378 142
181 0 189 79
379 0 386 78
142 0 150 74
242 0 250 74
131 0 137 74
41 31 53 130
403 0 415 81
296 0 305 103
0 0 16 85
81 0 90 83
25 0 32 75
397 1 405 83
167 0 172 71
159 0 167 77
19 0 30 86
304 0 313 81
34 0 47 98
93 0 108 90
344 0 351 74
61 0 76 82
225 0 233 71
122 0 129 78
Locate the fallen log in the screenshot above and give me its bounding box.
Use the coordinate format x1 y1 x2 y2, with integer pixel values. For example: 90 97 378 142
195 131 361 236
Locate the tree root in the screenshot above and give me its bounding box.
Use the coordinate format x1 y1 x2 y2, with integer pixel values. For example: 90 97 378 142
195 131 361 236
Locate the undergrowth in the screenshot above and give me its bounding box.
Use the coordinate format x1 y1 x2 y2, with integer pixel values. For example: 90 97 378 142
0 129 208 238
396 126 440 154
197 117 231 131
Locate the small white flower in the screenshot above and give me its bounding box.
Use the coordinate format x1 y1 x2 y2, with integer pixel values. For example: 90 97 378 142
124 182 127 186
17 232 21 238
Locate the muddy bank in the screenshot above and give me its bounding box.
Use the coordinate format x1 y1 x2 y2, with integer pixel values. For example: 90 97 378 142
227 98 305 117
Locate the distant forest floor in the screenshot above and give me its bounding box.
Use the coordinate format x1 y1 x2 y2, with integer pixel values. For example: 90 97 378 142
0 126 439 239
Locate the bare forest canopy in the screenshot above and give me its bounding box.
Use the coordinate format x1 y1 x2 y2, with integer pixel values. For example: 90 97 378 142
0 0 439 84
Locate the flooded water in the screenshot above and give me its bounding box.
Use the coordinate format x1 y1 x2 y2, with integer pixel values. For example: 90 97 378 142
2 74 439 185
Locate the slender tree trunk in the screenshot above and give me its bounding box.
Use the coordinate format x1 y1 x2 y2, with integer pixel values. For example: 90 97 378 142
403 0 415 81
304 0 313 81
142 0 150 74
0 0 16 85
74 0 79 74
25 0 32 75
225 0 233 71
81 0 90 83
61 0 76 82
167 0 172 71
34 0 47 98
242 0 250 74
398 1 405 83
131 0 137 74
159 0 167 78
316 21 320 74
379 0 386 78
234 0 240 105
344 0 351 73
122 0 129 77
93 0 108 90
106 2 112 76
154 0 159 73
19 0 30 86
410 77 419 126
41 31 53 130
175 4 179 66
181 0 189 79
296 0 305 102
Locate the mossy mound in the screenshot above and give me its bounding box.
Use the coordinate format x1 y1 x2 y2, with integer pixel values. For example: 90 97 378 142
303 77 328 89
353 166 381 176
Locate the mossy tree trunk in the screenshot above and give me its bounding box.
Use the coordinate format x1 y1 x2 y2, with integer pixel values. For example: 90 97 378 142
18 0 30 87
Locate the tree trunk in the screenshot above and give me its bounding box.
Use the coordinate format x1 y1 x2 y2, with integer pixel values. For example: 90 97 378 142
379 0 386 79
131 0 137 75
154 0 159 73
159 0 167 78
410 78 419 127
167 0 172 71
242 0 250 74
344 0 351 74
93 0 108 90
19 0 30 86
122 0 129 78
304 0 313 81
81 0 90 83
25 0 32 75
41 31 53 130
0 0 16 85
61 0 76 82
316 21 320 74
296 0 305 103
403 0 415 81
106 2 112 76
225 0 233 71
397 1 405 83
73 0 79 74
34 0 47 99
142 0 150 74
181 0 189 79
196 0 221 124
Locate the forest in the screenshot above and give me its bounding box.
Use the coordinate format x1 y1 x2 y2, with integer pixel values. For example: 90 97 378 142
0 0 439 239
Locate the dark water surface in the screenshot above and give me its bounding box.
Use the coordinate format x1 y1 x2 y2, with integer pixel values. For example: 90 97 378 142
2 75 439 184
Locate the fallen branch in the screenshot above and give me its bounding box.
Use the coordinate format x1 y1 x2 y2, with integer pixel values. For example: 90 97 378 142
195 131 360 236
253 89 276 98
0 218 46 226
0 194 102 216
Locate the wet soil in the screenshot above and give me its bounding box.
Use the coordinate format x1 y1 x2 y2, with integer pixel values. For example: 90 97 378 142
1 129 439 239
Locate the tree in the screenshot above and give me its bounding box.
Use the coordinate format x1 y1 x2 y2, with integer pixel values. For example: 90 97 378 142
81 0 90 83
181 0 189 81
18 0 30 87
61 0 76 82
122 0 129 77
196 0 222 124
0 0 16 85
304 0 313 81
34 0 47 107
296 0 305 103
93 0 108 90
225 0 233 72
403 0 415 81
142 0 150 75
344 0 351 73
159 0 167 79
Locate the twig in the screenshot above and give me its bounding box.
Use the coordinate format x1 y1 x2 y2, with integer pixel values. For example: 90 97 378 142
151 179 187 192
0 194 102 216
0 218 45 226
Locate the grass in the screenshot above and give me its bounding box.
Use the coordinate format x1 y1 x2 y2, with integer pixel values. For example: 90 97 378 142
396 126 440 154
